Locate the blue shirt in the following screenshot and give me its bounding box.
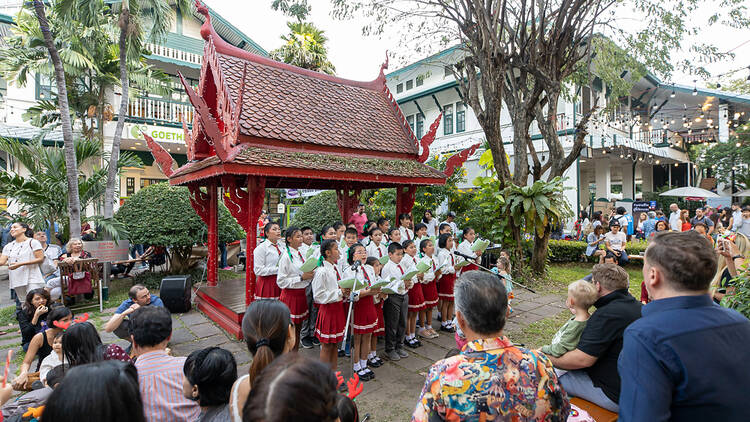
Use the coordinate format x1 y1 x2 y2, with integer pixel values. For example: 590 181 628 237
115 295 164 314
618 294 750 422
641 218 656 238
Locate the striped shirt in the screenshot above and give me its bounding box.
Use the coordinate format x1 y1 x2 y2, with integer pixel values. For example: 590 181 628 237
134 350 200 422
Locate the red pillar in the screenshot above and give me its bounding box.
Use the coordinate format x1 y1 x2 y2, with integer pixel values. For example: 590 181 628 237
336 187 360 224
207 180 219 286
396 185 417 217
245 176 266 306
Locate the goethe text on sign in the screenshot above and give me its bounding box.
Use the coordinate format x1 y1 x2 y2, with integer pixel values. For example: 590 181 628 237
128 123 184 143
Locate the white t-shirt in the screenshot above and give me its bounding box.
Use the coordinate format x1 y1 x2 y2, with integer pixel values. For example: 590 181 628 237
423 219 439 237
2 239 45 289
604 231 627 251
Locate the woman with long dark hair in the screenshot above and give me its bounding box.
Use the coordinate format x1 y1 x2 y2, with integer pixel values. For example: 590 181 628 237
13 306 72 390
16 288 50 351
228 300 295 422
63 321 131 367
0 222 45 300
44 360 145 422
183 347 237 421
253 222 283 300
277 227 314 351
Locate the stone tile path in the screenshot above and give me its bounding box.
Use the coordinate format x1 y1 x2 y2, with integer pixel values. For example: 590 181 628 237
0 286 566 421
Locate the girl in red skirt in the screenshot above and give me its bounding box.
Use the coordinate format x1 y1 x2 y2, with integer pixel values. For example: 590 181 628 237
436 233 457 333
277 226 315 351
312 239 351 369
456 226 482 273
402 239 424 348
365 256 385 368
343 244 380 381
418 238 442 340
254 222 283 300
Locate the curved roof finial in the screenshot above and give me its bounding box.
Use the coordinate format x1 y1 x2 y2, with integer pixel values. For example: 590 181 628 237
379 50 389 77
195 0 212 41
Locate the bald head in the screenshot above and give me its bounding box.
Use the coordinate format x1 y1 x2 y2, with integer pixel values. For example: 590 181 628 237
669 203 679 212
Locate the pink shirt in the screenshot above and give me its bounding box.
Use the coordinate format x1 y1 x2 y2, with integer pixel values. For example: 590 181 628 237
348 212 368 238
135 350 200 422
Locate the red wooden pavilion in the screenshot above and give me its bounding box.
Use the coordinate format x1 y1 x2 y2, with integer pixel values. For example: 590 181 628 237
145 2 479 338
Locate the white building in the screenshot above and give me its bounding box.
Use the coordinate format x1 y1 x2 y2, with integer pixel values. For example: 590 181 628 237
386 45 750 214
0 2 266 213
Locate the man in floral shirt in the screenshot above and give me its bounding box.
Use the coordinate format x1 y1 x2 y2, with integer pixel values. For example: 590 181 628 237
413 271 570 421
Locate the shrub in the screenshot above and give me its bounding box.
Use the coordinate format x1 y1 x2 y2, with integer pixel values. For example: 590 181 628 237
115 183 244 272
290 191 342 232
720 268 750 319
546 239 648 263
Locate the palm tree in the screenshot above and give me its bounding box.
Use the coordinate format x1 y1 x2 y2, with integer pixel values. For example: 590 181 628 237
0 136 141 240
57 0 187 220
28 0 81 236
271 21 336 75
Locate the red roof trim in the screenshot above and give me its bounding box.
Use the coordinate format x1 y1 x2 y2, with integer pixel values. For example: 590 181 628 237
195 1 387 92
169 162 446 187
236 135 417 161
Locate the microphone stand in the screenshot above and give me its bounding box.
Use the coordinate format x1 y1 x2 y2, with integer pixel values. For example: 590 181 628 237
455 252 536 294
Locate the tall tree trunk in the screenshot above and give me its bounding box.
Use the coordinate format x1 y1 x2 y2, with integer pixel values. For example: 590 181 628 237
531 225 551 276
33 0 81 237
104 8 130 220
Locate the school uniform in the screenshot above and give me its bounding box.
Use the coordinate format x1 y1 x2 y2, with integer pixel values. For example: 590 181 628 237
373 294 385 337
420 254 440 308
399 226 414 242
337 245 350 272
457 240 479 273
343 265 378 335
404 254 425 312
436 247 457 302
381 259 408 353
253 239 283 300
298 243 319 341
276 246 310 325
312 261 346 344
366 242 387 260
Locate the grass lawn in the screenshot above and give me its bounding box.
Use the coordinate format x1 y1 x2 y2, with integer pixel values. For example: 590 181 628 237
516 262 644 349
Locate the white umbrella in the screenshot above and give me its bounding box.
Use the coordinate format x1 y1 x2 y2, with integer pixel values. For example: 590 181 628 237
659 187 720 198
735 189 750 197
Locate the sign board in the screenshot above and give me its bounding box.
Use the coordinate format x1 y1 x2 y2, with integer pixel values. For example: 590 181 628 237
285 189 324 199
632 201 651 213
276 203 286 214
126 123 184 143
83 240 130 262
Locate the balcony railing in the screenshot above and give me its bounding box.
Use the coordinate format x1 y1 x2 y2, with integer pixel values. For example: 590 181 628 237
123 96 193 127
145 43 202 67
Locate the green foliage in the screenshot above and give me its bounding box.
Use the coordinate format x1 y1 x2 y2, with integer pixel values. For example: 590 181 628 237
0 136 142 238
289 190 342 232
271 0 311 21
696 137 750 189
115 183 244 247
270 21 336 75
504 177 572 238
721 268 750 319
546 239 648 263
132 267 238 291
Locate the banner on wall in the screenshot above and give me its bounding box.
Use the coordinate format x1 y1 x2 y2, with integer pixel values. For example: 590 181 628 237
126 123 185 143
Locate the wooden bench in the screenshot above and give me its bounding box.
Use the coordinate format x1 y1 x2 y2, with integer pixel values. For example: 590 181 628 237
58 258 103 312
571 397 618 422
628 255 644 262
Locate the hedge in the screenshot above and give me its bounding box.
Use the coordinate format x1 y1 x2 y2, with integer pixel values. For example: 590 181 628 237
547 239 648 263
290 191 342 233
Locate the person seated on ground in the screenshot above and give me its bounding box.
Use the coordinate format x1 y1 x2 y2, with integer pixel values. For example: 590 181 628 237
693 222 714 246
43 360 144 422
585 225 607 264
182 347 237 422
46 238 93 301
648 219 670 240
104 284 164 343
618 231 750 421
413 271 570 421
335 394 360 422
34 231 61 284
1 363 67 420
13 306 72 391
39 331 64 383
16 288 50 352
243 353 340 422
228 300 295 422
541 280 598 358
604 221 629 265
131 306 200 421
63 320 131 366
711 233 749 304
547 264 641 413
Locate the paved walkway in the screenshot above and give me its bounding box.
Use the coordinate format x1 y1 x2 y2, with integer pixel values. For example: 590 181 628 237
0 286 565 421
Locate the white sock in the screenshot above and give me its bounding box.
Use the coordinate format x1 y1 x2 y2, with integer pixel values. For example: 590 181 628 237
368 351 376 359
353 362 361 371
360 359 367 368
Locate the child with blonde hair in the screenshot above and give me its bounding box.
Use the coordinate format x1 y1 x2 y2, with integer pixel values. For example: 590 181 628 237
541 279 598 357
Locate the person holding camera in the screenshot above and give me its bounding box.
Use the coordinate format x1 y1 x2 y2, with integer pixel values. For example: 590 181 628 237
604 222 628 265
585 225 607 264
711 233 749 304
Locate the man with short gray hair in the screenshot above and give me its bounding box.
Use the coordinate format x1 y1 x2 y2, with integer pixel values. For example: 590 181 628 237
413 271 569 421
669 203 681 231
